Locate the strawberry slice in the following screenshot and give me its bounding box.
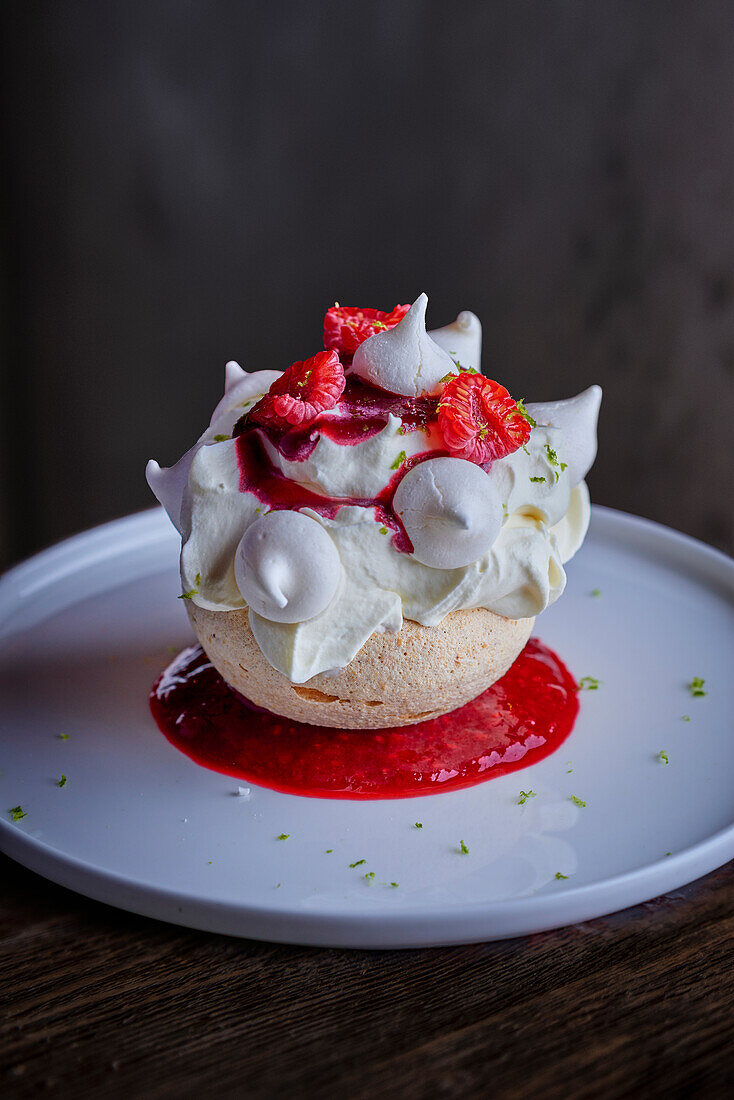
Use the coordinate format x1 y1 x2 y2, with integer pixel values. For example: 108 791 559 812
323 303 410 356
250 350 345 430
438 373 531 464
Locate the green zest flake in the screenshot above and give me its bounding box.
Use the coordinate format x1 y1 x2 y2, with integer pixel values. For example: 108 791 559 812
380 526 388 535
213 433 230 442
560 462 568 472
555 872 569 880
325 849 333 854
688 677 706 697
658 750 669 765
195 572 201 587
515 399 537 429
275 883 281 888
459 839 469 854
178 589 197 601
522 444 530 455
455 359 478 374
364 871 375 883
544 444 559 467
276 833 290 841
569 795 587 808
207 860 212 865
59 733 70 740
529 476 546 483
665 852 672 857
681 715 691 722
56 775 67 788
349 858 367 868
9 806 26 822
390 450 407 470
578 676 600 691
517 790 536 805
414 822 423 829
396 424 405 435
389 882 399 888
590 588 602 598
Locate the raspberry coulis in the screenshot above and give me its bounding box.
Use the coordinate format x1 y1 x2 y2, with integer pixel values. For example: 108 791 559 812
235 377 440 460
233 378 447 553
149 638 578 799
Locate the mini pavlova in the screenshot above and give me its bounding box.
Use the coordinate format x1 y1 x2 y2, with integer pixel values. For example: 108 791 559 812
148 295 600 728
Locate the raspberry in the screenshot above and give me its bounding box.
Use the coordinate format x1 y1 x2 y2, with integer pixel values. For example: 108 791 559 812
323 303 410 356
438 373 531 464
250 350 345 430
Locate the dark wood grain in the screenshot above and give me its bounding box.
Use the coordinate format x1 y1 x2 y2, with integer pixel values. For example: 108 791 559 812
2 855 733 1099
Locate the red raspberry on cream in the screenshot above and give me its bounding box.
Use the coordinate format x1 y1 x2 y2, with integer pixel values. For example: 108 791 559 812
323 303 410 356
250 350 345 429
438 373 531 465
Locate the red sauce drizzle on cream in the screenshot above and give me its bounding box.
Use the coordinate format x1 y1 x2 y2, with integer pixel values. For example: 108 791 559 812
149 639 579 800
232 377 447 552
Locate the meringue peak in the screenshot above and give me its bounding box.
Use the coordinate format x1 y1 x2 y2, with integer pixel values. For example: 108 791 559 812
225 360 247 392
525 386 602 487
350 293 456 397
428 310 482 373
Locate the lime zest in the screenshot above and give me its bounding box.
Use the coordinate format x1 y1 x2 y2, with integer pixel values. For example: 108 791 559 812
515 399 537 428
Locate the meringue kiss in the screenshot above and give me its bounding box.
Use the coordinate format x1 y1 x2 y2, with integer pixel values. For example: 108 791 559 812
234 511 342 623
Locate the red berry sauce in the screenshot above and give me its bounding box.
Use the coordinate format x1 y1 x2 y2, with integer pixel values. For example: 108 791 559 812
149 638 578 799
233 377 451 555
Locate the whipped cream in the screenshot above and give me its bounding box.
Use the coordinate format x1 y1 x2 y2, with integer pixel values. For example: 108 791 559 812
147 296 601 683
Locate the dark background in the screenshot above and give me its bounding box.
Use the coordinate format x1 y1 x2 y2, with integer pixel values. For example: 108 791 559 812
2 0 733 571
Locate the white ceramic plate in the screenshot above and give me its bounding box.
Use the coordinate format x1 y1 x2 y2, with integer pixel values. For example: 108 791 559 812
1 507 732 948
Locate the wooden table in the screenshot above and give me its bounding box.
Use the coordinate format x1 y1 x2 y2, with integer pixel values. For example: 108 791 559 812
2 855 733 1098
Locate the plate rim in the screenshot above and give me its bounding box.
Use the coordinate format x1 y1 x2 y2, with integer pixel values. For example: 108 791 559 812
1 505 733 948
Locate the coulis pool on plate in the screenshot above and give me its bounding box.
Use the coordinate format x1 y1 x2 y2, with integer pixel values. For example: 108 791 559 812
150 638 578 799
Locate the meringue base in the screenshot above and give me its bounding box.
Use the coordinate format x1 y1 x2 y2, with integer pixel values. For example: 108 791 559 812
186 604 534 729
